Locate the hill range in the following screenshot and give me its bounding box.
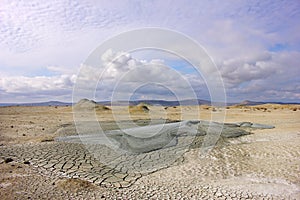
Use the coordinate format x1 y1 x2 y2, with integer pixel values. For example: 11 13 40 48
0 99 299 107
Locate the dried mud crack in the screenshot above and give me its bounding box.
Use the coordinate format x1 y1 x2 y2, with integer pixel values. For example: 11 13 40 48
1 105 299 199
0 141 187 189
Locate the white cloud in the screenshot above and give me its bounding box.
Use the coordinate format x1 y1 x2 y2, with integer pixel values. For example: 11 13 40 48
0 0 299 102
1 48 299 103
74 50 200 102
220 51 275 86
0 74 76 94
221 51 300 102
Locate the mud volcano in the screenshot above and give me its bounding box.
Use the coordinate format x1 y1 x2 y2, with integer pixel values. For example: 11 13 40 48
57 120 274 154
74 99 110 111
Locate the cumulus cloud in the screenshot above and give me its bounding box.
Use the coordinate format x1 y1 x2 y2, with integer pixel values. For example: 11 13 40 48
73 49 201 102
220 52 275 86
220 51 300 102
0 74 76 96
0 0 299 102
1 47 299 103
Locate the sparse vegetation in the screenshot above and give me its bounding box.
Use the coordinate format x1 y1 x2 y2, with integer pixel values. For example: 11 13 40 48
40 137 55 142
4 158 13 163
23 161 30 165
56 178 94 192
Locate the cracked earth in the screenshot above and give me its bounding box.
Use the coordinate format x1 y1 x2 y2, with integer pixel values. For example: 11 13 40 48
0 105 299 199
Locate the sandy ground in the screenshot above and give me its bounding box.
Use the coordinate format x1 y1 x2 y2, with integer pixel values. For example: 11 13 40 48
0 104 299 199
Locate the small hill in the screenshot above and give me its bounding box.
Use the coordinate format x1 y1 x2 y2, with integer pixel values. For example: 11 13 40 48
74 99 110 111
129 103 150 113
238 100 265 106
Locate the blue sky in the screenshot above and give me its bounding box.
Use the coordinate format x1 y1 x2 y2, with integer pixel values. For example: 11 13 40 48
0 0 299 103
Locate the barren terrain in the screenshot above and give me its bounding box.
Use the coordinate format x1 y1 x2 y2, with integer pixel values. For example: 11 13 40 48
0 104 299 199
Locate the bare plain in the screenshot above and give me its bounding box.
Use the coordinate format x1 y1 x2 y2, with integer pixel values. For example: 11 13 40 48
0 104 299 199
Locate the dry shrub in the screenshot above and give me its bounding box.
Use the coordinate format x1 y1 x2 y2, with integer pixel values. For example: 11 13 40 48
202 106 210 110
40 136 55 142
56 178 95 192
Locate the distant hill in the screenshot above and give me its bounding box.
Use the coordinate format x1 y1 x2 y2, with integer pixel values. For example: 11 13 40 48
237 100 266 106
0 101 72 107
234 100 300 106
0 99 299 107
100 99 211 106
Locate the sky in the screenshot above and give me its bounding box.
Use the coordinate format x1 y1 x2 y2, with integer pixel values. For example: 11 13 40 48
0 0 299 103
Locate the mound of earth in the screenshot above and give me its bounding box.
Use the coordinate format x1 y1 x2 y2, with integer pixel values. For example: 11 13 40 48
129 103 149 113
74 99 110 111
57 120 275 154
